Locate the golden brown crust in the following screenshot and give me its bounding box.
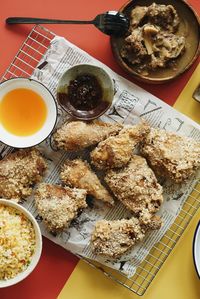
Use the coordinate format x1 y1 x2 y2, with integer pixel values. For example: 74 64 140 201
0 149 47 201
34 183 87 233
141 128 200 182
105 155 163 224
91 122 150 169
60 159 114 205
53 120 122 151
91 215 162 258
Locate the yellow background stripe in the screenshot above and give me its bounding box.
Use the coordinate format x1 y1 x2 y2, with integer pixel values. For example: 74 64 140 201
174 64 200 123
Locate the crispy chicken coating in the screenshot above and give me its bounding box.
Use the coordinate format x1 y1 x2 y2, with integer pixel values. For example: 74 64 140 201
91 215 161 258
141 128 200 183
53 120 122 151
91 122 150 169
105 155 163 224
0 149 47 202
60 159 114 205
35 183 87 233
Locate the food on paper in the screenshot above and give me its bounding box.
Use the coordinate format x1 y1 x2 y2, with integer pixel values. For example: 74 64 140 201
34 183 87 233
91 121 150 169
105 155 163 225
141 128 200 183
53 120 122 151
60 159 114 205
91 216 161 258
121 3 185 75
0 88 47 137
0 204 35 280
0 149 47 201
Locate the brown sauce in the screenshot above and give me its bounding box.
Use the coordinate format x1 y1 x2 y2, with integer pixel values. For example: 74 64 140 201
67 74 103 111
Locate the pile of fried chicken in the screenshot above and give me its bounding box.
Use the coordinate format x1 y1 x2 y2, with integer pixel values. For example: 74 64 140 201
1 120 200 259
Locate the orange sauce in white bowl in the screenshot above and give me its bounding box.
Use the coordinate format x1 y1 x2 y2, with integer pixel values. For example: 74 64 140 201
0 88 47 136
0 78 57 148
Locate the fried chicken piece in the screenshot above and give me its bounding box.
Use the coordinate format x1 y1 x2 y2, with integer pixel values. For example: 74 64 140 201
141 128 200 183
0 149 47 202
60 159 114 205
105 155 163 224
91 215 161 258
35 183 87 233
92 218 144 258
53 120 122 151
91 122 150 169
144 215 162 231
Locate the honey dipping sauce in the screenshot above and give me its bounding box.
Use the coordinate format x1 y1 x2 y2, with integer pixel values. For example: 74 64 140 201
0 88 47 136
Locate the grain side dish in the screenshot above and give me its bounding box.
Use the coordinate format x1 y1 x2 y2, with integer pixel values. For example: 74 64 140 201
0 204 36 280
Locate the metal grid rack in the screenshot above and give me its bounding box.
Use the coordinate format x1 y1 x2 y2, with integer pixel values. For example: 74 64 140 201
1 25 54 81
1 25 200 296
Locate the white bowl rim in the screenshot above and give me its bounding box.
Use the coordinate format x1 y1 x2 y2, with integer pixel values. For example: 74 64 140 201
193 220 200 279
0 77 58 148
0 198 42 288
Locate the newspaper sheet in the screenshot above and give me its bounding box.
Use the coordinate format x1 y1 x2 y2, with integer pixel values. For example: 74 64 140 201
1 35 200 277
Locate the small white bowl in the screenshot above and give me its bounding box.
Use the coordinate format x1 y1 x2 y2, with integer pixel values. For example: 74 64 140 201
0 78 57 148
0 199 42 288
193 221 200 278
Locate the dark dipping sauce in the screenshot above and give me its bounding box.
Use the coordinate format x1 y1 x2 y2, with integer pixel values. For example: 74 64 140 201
68 74 103 111
57 72 112 120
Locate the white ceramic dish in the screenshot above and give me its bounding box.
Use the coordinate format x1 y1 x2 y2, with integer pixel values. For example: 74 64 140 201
193 221 200 278
0 78 57 148
0 199 42 288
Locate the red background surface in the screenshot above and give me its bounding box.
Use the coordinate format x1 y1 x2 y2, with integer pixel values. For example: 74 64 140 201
0 1 199 298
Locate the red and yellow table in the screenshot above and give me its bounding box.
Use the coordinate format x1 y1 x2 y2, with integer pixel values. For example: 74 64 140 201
0 1 199 298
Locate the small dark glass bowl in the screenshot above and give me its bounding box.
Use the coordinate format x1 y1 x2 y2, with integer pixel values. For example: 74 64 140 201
57 64 114 120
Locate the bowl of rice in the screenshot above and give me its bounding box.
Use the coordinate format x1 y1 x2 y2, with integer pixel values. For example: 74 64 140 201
0 199 42 287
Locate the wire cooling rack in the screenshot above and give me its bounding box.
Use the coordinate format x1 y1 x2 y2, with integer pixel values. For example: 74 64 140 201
1 25 54 81
1 25 200 296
